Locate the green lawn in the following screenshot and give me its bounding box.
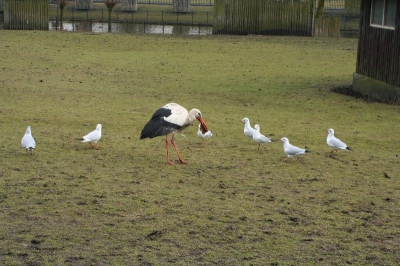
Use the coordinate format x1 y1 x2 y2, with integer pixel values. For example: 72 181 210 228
0 31 399 265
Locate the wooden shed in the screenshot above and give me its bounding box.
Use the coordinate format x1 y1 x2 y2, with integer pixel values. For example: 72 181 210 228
353 0 400 102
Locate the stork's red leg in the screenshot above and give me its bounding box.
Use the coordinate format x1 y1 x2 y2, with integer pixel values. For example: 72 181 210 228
170 137 186 164
165 135 173 164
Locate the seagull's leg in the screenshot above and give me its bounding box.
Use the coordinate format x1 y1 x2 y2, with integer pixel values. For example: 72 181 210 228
170 135 186 164
165 135 173 165
95 143 99 150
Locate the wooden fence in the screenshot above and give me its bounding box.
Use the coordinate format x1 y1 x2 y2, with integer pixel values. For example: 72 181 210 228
4 0 48 30
314 16 340 37
213 0 314 36
93 0 215 5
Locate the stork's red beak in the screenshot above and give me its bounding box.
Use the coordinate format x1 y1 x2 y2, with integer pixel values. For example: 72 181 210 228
197 117 209 134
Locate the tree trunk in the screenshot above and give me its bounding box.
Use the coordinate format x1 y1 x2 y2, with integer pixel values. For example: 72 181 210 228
316 0 325 18
60 6 64 30
108 8 112 32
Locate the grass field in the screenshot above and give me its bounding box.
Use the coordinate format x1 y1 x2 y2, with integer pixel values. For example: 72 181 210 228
0 31 399 265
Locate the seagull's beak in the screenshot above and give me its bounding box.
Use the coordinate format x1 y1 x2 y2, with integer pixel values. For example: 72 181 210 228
197 117 209 134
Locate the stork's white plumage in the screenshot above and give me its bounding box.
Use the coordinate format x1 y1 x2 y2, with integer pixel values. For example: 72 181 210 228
327 128 352 153
242 117 255 140
78 124 102 149
21 126 36 154
252 124 274 150
280 137 309 161
197 124 213 146
140 103 209 164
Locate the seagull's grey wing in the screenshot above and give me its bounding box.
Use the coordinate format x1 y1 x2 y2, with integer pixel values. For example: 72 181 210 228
204 131 213 138
83 130 101 142
260 134 272 144
244 127 254 138
285 144 306 155
21 135 36 149
328 136 347 149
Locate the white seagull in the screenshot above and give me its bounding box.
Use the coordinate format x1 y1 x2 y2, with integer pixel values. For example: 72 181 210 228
77 124 102 150
252 124 274 150
197 124 213 146
280 137 309 161
140 103 209 165
21 126 36 154
327 128 352 153
242 117 255 140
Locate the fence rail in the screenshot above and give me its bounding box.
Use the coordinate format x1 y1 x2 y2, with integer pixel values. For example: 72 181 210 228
81 0 215 6
1 0 360 37
49 5 212 26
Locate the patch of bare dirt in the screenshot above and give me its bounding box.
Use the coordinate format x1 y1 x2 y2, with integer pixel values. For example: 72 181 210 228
331 85 399 105
330 85 365 100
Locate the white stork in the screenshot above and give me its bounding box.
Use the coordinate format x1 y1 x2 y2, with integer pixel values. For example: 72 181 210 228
197 124 213 146
21 126 36 154
77 124 102 150
252 124 274 150
280 137 309 161
242 117 255 140
140 103 209 164
327 128 352 153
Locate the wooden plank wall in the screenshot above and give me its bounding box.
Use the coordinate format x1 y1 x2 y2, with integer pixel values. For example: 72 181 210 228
4 0 48 30
314 16 340 37
356 0 400 87
213 0 313 36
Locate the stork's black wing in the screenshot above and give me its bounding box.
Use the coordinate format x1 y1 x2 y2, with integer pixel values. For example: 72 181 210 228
140 107 181 139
